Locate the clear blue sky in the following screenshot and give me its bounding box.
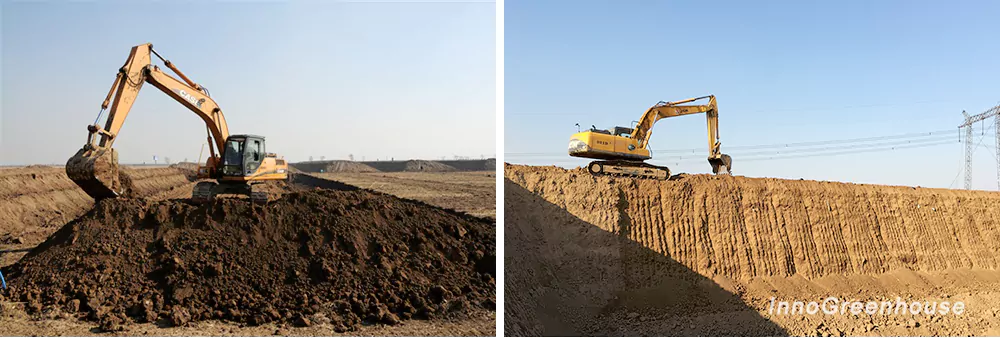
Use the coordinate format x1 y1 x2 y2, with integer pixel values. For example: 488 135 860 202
505 1 1000 190
1 0 495 165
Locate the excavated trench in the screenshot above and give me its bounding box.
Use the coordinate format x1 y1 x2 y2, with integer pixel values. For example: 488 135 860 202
505 164 1000 336
0 169 495 332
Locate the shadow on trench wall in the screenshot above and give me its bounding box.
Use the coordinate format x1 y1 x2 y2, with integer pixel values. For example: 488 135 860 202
504 179 787 336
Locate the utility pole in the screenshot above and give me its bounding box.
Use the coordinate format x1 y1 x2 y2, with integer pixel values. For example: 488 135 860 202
958 105 1000 190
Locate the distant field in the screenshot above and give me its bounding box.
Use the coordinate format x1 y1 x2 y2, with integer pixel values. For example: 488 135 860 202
316 171 496 219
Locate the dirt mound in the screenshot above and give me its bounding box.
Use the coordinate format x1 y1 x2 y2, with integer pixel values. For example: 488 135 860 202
167 163 199 180
2 189 495 332
290 161 379 173
119 167 195 196
360 160 458 173
438 160 496 172
324 161 379 173
403 160 456 172
168 162 199 171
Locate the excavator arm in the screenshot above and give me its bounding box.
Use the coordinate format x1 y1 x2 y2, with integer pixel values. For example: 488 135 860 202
630 95 731 174
67 43 231 199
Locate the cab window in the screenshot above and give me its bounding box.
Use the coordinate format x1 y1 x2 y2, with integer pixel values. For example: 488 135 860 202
224 140 244 165
252 140 262 161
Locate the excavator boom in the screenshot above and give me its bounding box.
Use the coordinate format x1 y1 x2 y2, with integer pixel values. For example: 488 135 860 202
67 43 284 202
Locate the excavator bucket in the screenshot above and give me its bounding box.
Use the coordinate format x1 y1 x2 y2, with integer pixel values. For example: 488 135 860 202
66 146 127 199
709 153 733 175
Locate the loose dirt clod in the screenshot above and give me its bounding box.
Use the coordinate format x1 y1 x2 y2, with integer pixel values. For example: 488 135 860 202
3 189 495 330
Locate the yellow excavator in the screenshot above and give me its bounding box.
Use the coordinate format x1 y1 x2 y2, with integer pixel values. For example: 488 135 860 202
66 43 288 204
568 95 732 179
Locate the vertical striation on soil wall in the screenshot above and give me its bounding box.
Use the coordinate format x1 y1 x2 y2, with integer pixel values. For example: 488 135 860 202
505 164 1000 280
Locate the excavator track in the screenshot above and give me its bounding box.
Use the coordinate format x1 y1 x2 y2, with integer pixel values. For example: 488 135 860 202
587 160 671 180
191 181 217 204
191 181 270 205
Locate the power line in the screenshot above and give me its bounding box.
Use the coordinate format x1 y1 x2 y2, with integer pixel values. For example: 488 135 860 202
653 140 957 163
514 140 958 165
948 153 965 189
505 129 991 168
507 97 995 116
652 129 960 153
735 140 956 162
656 136 958 159
507 128 991 157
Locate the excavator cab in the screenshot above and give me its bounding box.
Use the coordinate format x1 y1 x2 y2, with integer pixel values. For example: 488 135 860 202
191 134 287 204
220 135 265 177
610 127 634 137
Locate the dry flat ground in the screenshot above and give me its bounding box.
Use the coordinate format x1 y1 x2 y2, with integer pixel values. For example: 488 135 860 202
315 171 496 219
0 166 495 336
505 164 1000 336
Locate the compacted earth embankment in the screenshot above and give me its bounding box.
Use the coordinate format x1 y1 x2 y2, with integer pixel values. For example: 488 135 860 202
505 164 1000 336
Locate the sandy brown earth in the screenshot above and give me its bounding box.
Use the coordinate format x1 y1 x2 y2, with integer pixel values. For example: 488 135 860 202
316 171 496 219
0 166 496 336
505 164 1000 336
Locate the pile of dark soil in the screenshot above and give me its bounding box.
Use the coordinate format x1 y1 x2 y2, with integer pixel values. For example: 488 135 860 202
402 160 456 172
1 189 495 332
438 159 495 172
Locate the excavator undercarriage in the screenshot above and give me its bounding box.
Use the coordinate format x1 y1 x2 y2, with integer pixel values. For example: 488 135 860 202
586 160 672 180
584 153 731 180
192 181 270 204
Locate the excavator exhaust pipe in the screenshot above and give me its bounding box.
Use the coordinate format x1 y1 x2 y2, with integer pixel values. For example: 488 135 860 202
709 153 733 175
66 146 129 199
